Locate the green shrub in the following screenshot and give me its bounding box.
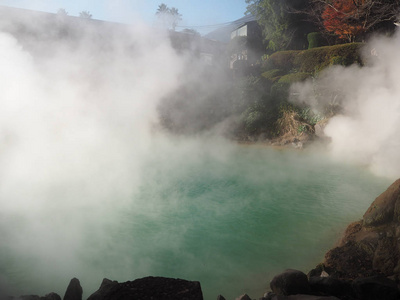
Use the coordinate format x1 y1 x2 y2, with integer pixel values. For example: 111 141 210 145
293 43 364 73
239 94 282 137
299 107 323 125
263 50 298 72
261 69 285 82
307 32 326 49
270 72 311 102
271 81 290 101
278 72 311 83
265 43 364 74
329 56 345 65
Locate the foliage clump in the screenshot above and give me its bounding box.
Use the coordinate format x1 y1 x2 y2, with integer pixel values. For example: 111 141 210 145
307 32 326 49
263 43 364 74
261 69 285 82
234 43 363 142
263 50 298 72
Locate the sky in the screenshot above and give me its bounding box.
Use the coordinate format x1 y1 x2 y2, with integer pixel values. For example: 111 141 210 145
0 0 248 34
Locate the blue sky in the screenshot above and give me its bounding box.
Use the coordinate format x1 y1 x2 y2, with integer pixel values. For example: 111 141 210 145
0 0 248 34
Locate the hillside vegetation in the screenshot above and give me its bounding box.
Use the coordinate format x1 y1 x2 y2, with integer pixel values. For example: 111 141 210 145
235 42 365 145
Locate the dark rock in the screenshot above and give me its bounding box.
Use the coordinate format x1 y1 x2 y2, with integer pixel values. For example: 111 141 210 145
63 278 82 300
17 296 40 300
6 293 61 300
87 279 118 300
324 240 380 279
42 293 61 300
363 179 400 227
217 295 226 300
352 276 400 300
270 269 311 296
307 265 335 279
372 236 397 274
308 276 353 298
8 294 61 300
263 293 340 300
235 294 251 300
320 179 400 279
87 276 203 300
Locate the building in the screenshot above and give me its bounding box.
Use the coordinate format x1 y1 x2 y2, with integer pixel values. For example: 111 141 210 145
229 18 262 70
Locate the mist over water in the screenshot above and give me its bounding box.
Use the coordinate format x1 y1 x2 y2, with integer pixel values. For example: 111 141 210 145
0 7 396 300
0 139 391 299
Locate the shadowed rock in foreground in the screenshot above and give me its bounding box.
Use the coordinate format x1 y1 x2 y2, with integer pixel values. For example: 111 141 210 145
261 179 400 300
324 179 400 279
87 276 203 300
63 278 82 300
4 277 203 300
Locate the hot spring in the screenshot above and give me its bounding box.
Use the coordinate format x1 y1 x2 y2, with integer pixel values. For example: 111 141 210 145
0 9 397 300
0 138 391 299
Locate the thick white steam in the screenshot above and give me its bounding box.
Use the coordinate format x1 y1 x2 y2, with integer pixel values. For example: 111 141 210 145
291 31 400 179
0 14 192 295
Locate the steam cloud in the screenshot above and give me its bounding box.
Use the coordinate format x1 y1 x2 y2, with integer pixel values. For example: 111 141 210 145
2 5 399 299
291 31 400 179
0 7 241 297
0 11 208 295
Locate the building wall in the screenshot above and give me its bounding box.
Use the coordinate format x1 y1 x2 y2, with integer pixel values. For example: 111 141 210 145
230 25 248 39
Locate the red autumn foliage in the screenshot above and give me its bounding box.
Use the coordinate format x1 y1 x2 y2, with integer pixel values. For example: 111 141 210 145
322 0 366 42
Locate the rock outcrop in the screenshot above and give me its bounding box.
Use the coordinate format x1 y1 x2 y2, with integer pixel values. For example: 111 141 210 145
87 276 203 300
270 269 311 296
5 277 203 300
323 179 400 279
8 294 62 300
63 278 82 300
263 180 400 300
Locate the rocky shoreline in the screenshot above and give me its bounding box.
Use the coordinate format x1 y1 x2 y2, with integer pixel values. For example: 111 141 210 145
3 180 400 300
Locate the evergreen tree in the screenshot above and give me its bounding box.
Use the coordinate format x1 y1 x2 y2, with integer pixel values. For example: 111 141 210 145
156 3 182 31
246 0 315 51
57 8 68 16
79 11 92 19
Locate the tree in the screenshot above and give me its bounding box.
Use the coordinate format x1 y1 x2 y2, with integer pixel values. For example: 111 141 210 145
246 0 315 51
322 0 363 42
156 3 169 15
169 7 182 31
311 0 400 42
155 3 182 31
57 8 68 16
79 10 92 19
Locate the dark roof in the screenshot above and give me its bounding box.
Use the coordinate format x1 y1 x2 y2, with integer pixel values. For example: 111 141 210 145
204 14 256 43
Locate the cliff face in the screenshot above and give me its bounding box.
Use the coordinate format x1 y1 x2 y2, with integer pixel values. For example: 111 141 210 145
323 179 400 279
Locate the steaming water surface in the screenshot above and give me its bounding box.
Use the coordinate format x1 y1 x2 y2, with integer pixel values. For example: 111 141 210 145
0 141 391 300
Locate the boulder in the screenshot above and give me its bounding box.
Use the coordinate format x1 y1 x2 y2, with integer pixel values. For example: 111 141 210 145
352 276 400 300
270 269 311 296
15 296 40 300
263 293 340 300
8 294 61 300
324 240 379 279
308 276 353 298
363 179 400 227
321 179 400 279
87 276 203 300
43 293 61 300
87 279 118 300
63 278 82 300
235 294 251 300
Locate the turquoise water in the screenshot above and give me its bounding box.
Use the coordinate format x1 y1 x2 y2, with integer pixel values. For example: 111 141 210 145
0 142 392 300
